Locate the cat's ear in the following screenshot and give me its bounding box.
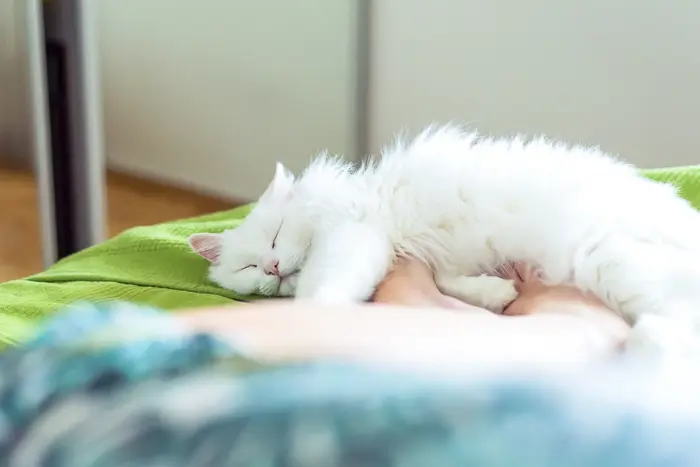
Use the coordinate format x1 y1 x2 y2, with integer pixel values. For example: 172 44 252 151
260 162 295 202
188 233 222 264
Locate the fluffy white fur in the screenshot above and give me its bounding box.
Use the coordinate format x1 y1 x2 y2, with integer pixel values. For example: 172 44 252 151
189 125 700 357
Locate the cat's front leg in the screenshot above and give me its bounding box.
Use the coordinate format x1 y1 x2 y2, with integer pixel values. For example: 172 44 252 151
295 222 392 304
435 274 518 314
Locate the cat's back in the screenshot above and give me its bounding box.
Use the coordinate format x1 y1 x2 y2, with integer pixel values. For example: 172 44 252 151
375 126 633 193
370 126 637 217
367 126 700 254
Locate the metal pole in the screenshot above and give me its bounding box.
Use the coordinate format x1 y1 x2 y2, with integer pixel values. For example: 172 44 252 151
25 0 57 267
30 0 105 262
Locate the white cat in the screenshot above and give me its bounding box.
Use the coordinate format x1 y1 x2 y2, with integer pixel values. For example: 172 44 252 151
189 125 700 356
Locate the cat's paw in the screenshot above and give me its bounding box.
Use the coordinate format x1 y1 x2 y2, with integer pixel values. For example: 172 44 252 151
477 277 519 314
436 274 518 314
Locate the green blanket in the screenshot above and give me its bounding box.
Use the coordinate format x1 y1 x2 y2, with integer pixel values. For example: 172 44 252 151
0 167 698 348
0 204 256 346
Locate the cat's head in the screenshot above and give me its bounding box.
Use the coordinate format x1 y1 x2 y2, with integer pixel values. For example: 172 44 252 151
188 163 313 297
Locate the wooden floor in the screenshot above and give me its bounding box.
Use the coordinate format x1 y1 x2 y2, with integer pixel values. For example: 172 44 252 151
0 167 237 282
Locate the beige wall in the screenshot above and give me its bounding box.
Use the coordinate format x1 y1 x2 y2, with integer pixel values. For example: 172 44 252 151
98 0 359 200
369 0 700 167
2 0 700 201
0 0 359 201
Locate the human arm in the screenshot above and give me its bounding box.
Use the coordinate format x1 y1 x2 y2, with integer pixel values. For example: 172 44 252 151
177 300 624 373
178 256 630 372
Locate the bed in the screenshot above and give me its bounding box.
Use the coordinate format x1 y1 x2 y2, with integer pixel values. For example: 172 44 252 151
0 166 698 348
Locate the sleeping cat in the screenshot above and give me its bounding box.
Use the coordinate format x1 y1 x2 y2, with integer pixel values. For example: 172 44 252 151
189 125 700 356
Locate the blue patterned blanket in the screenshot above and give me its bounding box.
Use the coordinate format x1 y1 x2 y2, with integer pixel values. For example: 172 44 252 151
1 302 699 467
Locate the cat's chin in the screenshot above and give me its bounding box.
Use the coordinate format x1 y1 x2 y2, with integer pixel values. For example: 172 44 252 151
277 274 299 297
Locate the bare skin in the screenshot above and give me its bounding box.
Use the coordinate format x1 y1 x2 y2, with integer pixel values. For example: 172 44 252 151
178 258 631 370
375 258 625 319
373 258 630 349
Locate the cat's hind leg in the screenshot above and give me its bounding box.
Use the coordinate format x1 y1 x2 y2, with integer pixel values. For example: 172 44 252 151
575 235 700 357
435 274 518 314
574 235 700 320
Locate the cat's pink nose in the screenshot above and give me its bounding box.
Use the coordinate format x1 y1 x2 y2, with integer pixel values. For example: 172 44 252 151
264 260 280 276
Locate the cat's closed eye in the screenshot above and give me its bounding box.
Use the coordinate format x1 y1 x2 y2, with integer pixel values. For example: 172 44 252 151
271 222 283 249
237 265 257 272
